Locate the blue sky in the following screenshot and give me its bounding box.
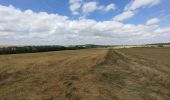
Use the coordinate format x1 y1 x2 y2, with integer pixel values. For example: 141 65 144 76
0 0 169 22
0 0 170 45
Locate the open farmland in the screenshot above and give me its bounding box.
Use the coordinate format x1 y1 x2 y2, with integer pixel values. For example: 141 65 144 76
119 47 170 64
0 48 170 100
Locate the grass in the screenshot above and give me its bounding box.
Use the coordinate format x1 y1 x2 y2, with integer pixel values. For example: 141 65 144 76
102 72 125 87
0 47 170 100
119 47 170 64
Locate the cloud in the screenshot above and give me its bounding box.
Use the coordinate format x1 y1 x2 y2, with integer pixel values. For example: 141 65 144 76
82 1 97 15
125 0 160 11
154 27 170 34
105 4 116 11
0 4 169 45
113 11 135 21
69 0 82 15
0 5 68 40
82 2 116 16
146 18 160 25
99 3 116 12
113 0 161 22
69 0 116 17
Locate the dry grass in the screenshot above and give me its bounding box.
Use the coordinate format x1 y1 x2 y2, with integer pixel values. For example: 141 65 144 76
119 47 170 64
0 48 170 100
0 49 108 100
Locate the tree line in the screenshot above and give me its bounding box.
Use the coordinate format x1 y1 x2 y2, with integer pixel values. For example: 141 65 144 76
0 45 86 55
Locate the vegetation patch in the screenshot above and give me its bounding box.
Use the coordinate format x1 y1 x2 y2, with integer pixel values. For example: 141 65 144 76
111 50 127 64
102 72 125 87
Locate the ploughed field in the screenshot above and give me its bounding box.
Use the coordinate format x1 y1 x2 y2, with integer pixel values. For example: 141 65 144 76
0 48 170 100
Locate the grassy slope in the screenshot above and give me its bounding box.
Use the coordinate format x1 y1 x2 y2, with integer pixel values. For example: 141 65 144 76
0 48 170 100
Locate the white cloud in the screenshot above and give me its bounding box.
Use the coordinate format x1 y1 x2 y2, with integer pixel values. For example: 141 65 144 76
113 0 161 22
0 4 169 45
99 3 116 12
0 5 68 40
105 4 116 11
69 0 82 15
146 18 160 25
82 2 116 17
125 0 160 11
113 11 135 21
69 1 116 17
82 1 97 15
69 0 80 4
154 27 170 34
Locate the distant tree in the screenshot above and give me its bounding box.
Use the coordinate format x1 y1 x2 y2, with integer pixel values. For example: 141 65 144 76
0 45 88 55
158 45 164 47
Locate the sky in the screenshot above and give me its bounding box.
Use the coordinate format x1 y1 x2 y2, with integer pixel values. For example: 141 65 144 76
0 0 170 45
